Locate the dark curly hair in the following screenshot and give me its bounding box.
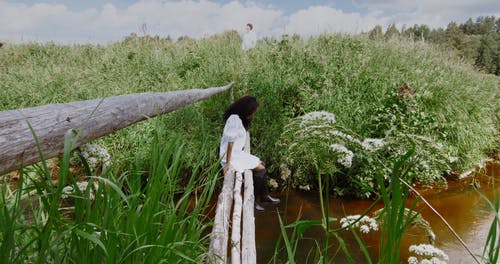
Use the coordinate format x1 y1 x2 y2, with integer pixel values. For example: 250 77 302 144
224 95 259 130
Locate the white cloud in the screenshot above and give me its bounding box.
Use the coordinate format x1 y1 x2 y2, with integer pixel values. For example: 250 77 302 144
0 0 283 43
352 0 500 28
0 0 498 44
353 0 499 13
285 6 385 37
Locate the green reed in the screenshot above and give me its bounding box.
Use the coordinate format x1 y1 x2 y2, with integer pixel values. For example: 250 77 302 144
0 122 219 263
375 149 420 263
480 191 500 264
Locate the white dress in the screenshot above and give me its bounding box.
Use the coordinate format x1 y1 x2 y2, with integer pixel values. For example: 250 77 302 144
219 114 261 172
241 30 257 50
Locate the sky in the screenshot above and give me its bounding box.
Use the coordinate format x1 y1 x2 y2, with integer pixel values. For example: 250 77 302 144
0 0 499 44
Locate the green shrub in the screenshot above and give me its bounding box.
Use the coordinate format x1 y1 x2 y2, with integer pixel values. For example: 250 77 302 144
277 108 452 198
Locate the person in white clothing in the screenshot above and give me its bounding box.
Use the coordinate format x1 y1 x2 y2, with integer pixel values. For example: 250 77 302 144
220 95 279 212
241 23 257 50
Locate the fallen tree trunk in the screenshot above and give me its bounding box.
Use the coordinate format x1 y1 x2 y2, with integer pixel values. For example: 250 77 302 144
0 83 232 175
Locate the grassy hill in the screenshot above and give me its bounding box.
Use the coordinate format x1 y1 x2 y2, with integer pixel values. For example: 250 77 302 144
0 31 498 190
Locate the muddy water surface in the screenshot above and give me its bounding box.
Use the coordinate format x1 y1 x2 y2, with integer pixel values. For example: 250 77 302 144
255 162 499 263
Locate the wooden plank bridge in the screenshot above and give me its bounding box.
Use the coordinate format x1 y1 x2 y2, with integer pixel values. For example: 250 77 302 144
207 132 256 263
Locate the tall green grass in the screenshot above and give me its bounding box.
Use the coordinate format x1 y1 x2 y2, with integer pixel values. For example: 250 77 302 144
375 150 420 263
0 32 497 179
0 122 219 263
480 192 500 264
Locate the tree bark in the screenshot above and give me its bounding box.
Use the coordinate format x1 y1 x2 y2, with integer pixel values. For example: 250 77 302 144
0 83 232 175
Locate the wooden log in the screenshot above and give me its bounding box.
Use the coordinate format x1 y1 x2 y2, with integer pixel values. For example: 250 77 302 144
231 171 243 264
0 83 232 175
207 169 235 263
241 131 256 263
242 169 256 264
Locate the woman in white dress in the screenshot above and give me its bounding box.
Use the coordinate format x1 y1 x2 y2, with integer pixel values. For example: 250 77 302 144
241 23 257 50
220 95 280 212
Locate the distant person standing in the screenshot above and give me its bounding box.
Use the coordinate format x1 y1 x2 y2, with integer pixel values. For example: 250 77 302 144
241 23 257 50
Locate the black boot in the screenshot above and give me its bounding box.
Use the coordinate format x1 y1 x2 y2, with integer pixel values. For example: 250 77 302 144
261 194 280 204
254 202 265 212
253 167 280 206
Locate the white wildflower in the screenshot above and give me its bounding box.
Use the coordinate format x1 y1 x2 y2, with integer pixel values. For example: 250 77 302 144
330 144 354 168
87 157 98 168
60 181 97 200
76 181 89 191
269 178 279 189
61 185 74 199
340 215 378 233
71 143 111 172
408 256 419 264
430 257 447 264
362 138 385 151
300 111 336 125
409 244 448 263
280 164 291 181
299 185 311 191
359 225 370 234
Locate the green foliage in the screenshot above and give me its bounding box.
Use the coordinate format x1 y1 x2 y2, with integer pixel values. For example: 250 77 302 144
0 31 497 194
277 111 385 197
375 150 420 263
0 125 219 263
372 15 500 75
277 105 452 198
385 23 400 39
476 33 499 75
480 192 500 264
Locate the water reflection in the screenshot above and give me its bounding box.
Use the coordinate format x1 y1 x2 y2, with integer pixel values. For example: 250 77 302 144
255 162 499 263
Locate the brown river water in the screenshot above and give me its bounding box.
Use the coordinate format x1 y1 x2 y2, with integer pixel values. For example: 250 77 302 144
252 161 499 263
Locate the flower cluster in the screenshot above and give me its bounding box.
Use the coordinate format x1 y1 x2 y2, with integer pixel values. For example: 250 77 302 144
61 181 97 200
277 110 386 197
268 178 279 190
70 143 111 172
361 138 385 151
300 111 336 125
340 215 379 234
330 144 354 168
408 244 449 264
279 163 291 181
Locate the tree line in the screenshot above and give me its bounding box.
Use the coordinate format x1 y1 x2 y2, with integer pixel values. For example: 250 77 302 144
367 16 500 75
